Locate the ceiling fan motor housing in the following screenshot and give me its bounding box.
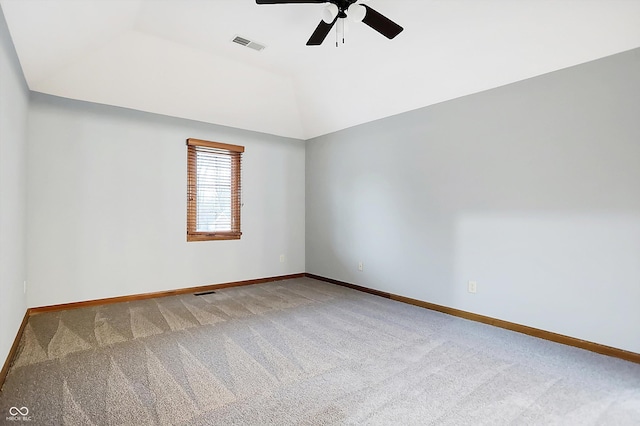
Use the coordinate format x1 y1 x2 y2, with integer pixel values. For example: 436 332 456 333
326 0 366 21
330 0 359 13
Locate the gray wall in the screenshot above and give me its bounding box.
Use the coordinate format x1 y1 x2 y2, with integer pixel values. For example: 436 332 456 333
0 5 29 366
27 95 306 308
306 48 640 353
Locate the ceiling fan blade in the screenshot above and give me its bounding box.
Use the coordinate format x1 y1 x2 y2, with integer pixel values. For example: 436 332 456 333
306 17 337 46
361 5 403 39
256 0 326 4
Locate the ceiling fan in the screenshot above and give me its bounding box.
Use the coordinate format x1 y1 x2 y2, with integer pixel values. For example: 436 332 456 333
255 0 403 47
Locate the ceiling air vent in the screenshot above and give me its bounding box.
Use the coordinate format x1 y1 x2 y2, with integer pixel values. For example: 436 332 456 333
232 35 266 52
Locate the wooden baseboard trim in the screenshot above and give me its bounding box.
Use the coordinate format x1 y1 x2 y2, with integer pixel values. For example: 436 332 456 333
0 309 30 392
30 273 305 315
305 274 640 364
306 274 392 299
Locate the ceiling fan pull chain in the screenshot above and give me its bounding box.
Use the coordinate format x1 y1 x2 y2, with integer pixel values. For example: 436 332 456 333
336 18 345 47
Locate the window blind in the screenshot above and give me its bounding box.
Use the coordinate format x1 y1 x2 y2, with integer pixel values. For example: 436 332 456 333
187 138 243 241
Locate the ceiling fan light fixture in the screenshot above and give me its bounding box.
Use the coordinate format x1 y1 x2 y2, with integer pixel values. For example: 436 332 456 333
347 4 366 22
322 3 339 23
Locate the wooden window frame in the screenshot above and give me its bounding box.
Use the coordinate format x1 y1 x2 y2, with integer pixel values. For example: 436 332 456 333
187 138 244 241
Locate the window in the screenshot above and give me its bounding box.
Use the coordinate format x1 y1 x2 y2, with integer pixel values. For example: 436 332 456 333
187 138 244 241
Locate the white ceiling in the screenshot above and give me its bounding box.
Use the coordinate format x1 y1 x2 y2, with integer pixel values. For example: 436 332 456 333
2 0 640 140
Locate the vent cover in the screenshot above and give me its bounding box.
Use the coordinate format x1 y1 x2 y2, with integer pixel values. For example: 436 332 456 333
232 35 266 52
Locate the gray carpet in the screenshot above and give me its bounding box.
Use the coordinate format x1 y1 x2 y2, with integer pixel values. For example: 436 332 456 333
1 277 639 425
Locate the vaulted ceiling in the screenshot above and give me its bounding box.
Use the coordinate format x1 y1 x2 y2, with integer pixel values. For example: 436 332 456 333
2 0 640 139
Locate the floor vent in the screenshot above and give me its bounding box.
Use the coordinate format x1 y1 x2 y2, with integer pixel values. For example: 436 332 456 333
232 35 266 52
194 290 216 296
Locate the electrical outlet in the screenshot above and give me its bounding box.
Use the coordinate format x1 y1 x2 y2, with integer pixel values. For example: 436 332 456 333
280 254 286 263
468 281 477 294
358 262 363 272
23 280 27 294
